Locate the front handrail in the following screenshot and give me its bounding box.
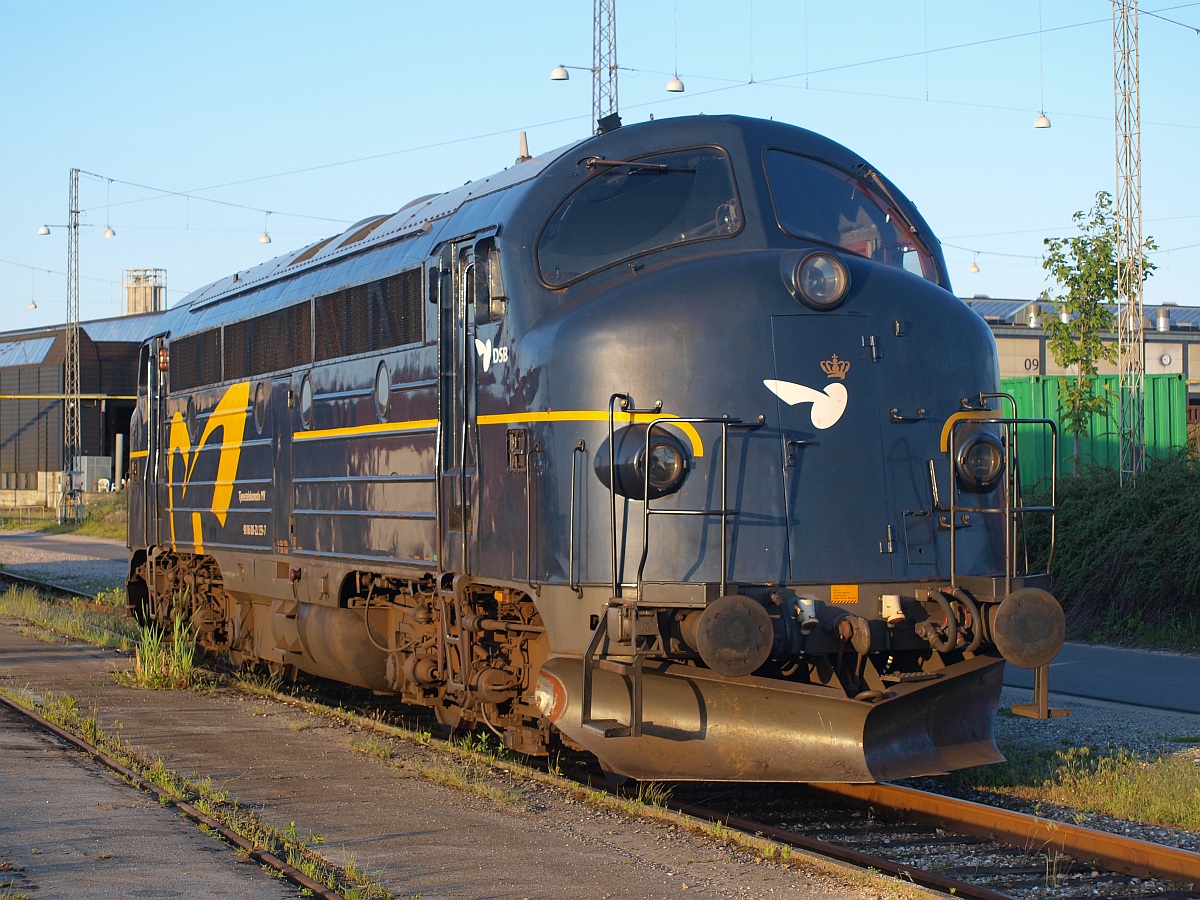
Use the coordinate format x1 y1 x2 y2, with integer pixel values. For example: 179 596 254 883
981 391 1030 575
634 415 761 603
607 393 661 599
946 411 1057 593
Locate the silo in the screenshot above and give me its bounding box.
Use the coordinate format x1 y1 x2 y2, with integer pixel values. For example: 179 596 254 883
122 268 167 315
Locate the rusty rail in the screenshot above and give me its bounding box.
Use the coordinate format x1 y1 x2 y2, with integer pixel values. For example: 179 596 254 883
808 781 1200 887
0 569 99 603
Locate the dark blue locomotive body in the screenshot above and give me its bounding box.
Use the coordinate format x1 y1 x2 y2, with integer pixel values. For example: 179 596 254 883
127 115 1063 781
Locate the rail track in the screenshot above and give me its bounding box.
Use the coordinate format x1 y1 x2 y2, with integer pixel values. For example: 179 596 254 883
0 567 101 603
0 691 344 900
812 781 1200 887
306 672 1200 899
662 783 1200 900
6 571 1200 899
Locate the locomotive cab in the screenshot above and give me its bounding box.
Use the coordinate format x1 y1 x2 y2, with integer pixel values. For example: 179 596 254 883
518 116 1065 780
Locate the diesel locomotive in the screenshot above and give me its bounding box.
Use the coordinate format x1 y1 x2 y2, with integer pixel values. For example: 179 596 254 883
126 114 1065 782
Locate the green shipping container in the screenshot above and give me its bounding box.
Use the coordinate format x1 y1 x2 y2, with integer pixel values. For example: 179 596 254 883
998 374 1188 491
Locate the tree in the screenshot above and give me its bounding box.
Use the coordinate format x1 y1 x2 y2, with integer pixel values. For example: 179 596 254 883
1041 191 1156 473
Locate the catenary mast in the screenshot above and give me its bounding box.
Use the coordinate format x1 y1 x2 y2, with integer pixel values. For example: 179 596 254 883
1114 0 1144 486
593 0 618 132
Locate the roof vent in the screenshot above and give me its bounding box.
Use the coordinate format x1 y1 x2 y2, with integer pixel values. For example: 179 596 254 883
597 112 622 134
1157 306 1172 332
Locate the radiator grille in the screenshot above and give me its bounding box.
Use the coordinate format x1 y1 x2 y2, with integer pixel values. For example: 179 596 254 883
170 329 222 391
225 302 312 381
315 269 423 361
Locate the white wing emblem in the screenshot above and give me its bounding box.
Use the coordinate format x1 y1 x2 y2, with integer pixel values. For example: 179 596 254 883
474 338 492 373
763 379 848 430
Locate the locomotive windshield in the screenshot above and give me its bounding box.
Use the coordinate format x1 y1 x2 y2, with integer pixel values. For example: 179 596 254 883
764 150 939 284
537 147 740 285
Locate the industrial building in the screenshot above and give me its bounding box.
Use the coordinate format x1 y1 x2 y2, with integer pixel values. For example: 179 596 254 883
0 296 1196 510
965 295 1200 429
0 312 164 507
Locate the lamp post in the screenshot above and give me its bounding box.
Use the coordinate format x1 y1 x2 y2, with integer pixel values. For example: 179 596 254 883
551 0 622 134
37 168 100 522
551 0 684 134
65 168 81 520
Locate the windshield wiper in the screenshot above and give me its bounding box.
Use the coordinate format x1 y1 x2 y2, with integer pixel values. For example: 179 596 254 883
582 156 696 175
855 165 920 237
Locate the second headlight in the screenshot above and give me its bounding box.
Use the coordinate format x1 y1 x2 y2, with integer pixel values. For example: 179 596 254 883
955 431 1005 493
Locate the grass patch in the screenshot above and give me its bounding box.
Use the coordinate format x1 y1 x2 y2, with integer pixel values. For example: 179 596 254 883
0 686 393 899
115 615 198 691
1041 746 1200 831
348 735 393 761
233 667 285 696
5 584 280 706
943 740 1200 832
633 780 673 809
0 496 128 540
0 585 136 650
72 495 128 541
0 495 127 540
94 587 128 608
410 759 516 805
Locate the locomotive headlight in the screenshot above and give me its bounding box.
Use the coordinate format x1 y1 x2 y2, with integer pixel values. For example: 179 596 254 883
641 438 687 495
795 252 850 309
955 432 1005 493
595 426 690 500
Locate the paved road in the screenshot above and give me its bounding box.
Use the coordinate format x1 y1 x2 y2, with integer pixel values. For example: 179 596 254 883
0 529 127 595
0 530 126 564
1005 642 1200 714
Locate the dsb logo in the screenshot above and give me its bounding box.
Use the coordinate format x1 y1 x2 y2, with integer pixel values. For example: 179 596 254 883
474 338 509 373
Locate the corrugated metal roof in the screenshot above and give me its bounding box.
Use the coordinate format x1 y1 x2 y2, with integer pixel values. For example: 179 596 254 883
0 336 55 367
81 312 169 343
962 298 1026 322
961 297 1200 330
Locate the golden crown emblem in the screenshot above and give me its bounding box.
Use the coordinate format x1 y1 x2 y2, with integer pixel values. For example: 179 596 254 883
821 354 850 380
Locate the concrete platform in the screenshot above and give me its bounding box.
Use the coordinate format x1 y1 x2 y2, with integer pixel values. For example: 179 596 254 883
0 700 300 899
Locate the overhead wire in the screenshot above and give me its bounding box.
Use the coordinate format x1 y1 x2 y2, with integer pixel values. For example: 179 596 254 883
80 4 1200 217
19 2 1199 306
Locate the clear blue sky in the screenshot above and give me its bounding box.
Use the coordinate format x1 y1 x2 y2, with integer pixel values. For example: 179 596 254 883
2 1 1197 330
